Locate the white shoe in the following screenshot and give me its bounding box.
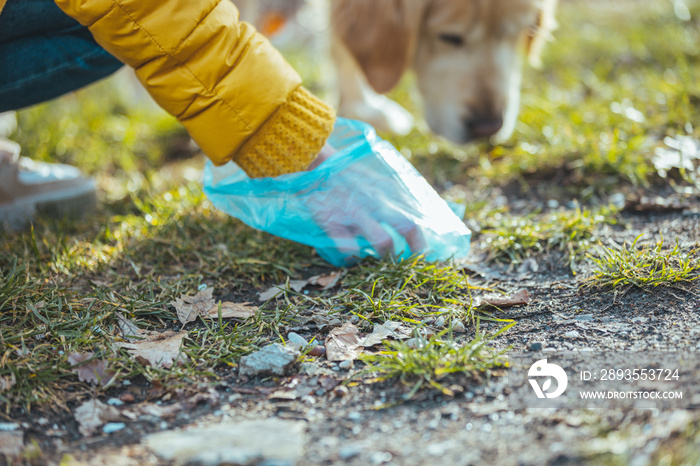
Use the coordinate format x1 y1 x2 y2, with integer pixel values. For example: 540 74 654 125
0 138 96 230
0 112 17 138
339 93 415 136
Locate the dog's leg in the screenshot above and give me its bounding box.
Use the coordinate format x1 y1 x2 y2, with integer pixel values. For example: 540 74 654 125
492 60 523 144
331 37 414 136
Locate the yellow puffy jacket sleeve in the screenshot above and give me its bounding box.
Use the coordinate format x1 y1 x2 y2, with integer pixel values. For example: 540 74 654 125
52 0 335 177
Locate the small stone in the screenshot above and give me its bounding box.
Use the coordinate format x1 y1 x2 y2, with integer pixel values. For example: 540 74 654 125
339 360 354 370
298 362 322 376
333 386 349 398
434 316 446 327
319 436 339 448
0 430 23 457
609 192 626 209
426 443 447 456
563 330 581 339
350 315 360 324
238 344 300 378
451 321 466 333
119 393 135 403
347 412 362 422
549 442 565 453
529 342 543 351
308 346 326 358
106 398 124 406
405 337 426 349
339 444 362 460
287 332 308 350
370 451 393 464
103 423 126 434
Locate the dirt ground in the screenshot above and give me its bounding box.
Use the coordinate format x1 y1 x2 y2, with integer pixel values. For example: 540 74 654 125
2 193 697 466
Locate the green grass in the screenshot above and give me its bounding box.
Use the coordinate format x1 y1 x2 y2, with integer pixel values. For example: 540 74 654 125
478 205 619 267
0 183 319 411
340 257 478 322
359 323 513 399
255 256 484 332
588 235 700 289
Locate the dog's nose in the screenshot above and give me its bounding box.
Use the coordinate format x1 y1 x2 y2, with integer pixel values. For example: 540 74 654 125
466 117 504 138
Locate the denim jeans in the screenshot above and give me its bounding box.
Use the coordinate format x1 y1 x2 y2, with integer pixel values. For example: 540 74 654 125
0 0 123 112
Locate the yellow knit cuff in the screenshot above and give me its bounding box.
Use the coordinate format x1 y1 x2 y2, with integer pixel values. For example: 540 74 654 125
233 86 336 178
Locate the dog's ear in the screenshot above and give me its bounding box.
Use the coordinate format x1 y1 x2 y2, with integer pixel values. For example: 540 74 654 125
526 0 558 68
332 0 426 94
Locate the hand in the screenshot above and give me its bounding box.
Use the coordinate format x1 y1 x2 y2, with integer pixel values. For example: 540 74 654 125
306 142 336 171
203 118 471 266
304 145 429 263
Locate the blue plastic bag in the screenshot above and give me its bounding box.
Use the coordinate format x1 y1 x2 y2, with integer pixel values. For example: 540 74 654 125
203 118 471 267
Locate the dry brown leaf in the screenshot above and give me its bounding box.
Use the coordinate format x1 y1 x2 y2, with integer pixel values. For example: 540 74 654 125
289 272 343 293
258 272 344 301
172 288 215 325
67 352 116 386
258 285 284 301
204 301 257 320
171 288 255 323
74 399 122 436
361 321 413 347
184 386 221 407
288 279 309 293
0 430 23 457
479 289 531 308
307 271 344 290
117 313 143 341
325 322 363 362
116 330 188 369
0 373 16 393
310 315 342 330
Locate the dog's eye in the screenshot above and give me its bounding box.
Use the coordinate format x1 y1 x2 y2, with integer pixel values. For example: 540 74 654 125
438 33 465 47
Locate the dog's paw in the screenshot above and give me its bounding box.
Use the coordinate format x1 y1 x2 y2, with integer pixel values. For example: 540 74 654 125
340 94 414 136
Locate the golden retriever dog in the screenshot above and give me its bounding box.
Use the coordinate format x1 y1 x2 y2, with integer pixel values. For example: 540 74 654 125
235 0 557 144
331 0 558 143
